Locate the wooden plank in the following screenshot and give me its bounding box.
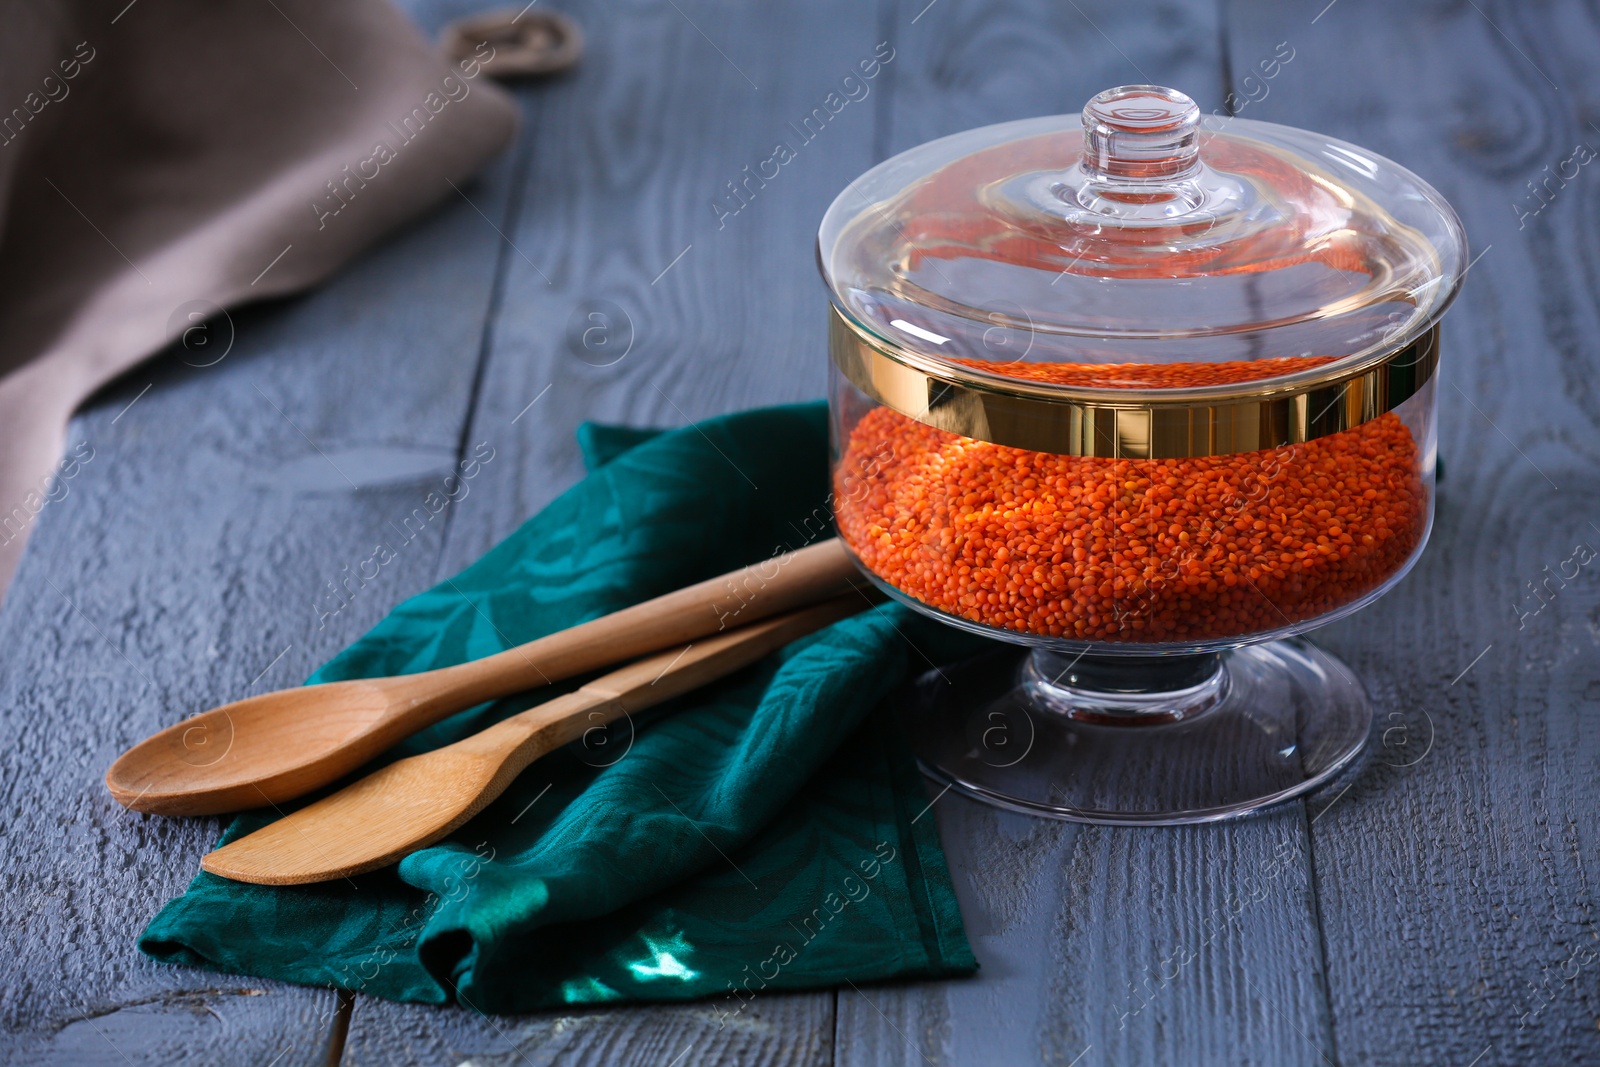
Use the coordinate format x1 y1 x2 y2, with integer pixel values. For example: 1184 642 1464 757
840 798 1326 1067
419 0 891 573
23 1 1587 1064
878 0 1227 154
341 0 883 1061
832 2 1335 1065
0 110 514 1067
343 999 834 1067
1227 2 1600 1065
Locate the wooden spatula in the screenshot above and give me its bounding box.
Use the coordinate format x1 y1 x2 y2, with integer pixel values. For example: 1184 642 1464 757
108 538 859 816
201 595 865 885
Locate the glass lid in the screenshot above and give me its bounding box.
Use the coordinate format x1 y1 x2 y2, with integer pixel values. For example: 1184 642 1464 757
818 85 1468 392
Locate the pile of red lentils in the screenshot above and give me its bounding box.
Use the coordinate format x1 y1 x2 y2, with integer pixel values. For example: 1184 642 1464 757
834 359 1427 643
948 353 1338 389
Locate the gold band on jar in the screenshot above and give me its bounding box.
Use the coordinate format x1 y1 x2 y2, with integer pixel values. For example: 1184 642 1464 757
829 305 1439 459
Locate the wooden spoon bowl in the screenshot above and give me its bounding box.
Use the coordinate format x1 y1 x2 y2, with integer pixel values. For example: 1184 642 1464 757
107 677 446 816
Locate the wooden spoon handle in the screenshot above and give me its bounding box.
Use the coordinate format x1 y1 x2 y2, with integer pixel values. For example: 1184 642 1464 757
199 597 876 886
454 595 870 769
403 538 862 717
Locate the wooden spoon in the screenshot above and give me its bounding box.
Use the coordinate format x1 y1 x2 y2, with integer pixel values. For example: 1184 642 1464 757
201 596 863 884
108 539 860 816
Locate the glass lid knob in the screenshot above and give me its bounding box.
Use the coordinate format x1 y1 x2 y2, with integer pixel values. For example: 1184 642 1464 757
1081 84 1202 184
1054 83 1243 223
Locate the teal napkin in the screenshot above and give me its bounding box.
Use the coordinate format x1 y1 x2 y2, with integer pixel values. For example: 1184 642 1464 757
140 400 986 1014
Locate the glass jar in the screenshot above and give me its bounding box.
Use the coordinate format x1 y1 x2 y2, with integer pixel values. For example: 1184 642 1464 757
818 86 1466 823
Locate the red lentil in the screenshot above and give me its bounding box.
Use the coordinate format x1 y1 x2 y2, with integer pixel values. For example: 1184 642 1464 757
834 361 1427 643
949 354 1338 389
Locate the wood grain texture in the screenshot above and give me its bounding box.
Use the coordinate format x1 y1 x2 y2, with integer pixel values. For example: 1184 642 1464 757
1228 1 1600 1065
344 997 834 1067
837 797 1329 1067
343 0 884 1060
879 0 1226 155
0 92 515 1067
7 0 1598 1063
417 0 889 574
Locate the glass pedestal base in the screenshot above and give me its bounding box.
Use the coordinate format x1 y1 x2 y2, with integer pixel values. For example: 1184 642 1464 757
903 639 1370 825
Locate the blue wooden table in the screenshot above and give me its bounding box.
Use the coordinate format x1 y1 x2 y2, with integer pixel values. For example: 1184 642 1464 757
3 0 1596 1063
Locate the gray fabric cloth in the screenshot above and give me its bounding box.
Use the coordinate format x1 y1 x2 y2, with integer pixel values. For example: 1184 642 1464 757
0 0 518 594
